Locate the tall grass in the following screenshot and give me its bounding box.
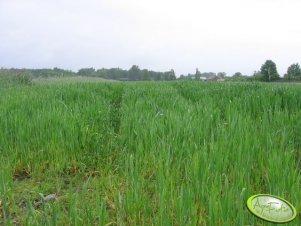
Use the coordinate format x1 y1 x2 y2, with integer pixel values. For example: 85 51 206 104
0 80 300 225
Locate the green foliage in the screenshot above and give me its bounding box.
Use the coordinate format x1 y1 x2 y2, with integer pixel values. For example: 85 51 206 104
0 69 33 86
0 68 76 80
128 65 140 80
77 65 176 81
225 74 252 82
251 71 265 81
233 72 243 77
260 60 280 82
284 63 301 80
77 68 97 77
217 72 226 78
195 68 201 80
166 69 176 80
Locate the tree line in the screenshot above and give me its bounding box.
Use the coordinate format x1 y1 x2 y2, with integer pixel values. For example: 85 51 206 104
77 65 176 81
0 67 75 78
1 60 301 82
178 60 301 82
228 60 301 82
0 65 176 81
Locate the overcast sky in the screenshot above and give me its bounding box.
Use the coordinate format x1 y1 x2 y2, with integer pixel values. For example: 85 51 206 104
0 0 300 76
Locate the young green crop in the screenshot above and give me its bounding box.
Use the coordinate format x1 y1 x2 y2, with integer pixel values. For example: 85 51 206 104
0 79 300 225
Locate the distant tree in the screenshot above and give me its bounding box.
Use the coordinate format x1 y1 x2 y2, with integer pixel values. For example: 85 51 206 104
284 63 301 80
179 74 185 80
251 71 264 81
187 73 194 80
260 60 280 82
129 65 140 80
96 68 108 78
233 72 242 77
168 69 176 80
141 69 150 80
51 67 75 77
217 72 226 78
195 68 201 80
154 72 164 81
78 68 96 76
107 68 121 80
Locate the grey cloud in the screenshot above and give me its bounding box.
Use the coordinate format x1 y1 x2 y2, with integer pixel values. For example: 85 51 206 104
0 0 300 75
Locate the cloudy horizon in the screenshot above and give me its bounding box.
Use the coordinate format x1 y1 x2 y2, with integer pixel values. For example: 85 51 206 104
0 0 300 76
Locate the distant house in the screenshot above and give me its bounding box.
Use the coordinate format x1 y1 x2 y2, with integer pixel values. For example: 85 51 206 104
208 76 219 81
206 76 225 82
118 78 129 81
178 73 225 81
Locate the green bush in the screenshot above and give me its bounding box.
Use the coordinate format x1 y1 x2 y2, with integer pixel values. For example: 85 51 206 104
0 70 33 86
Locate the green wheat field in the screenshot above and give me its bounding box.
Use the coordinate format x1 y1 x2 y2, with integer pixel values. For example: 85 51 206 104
0 77 300 225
